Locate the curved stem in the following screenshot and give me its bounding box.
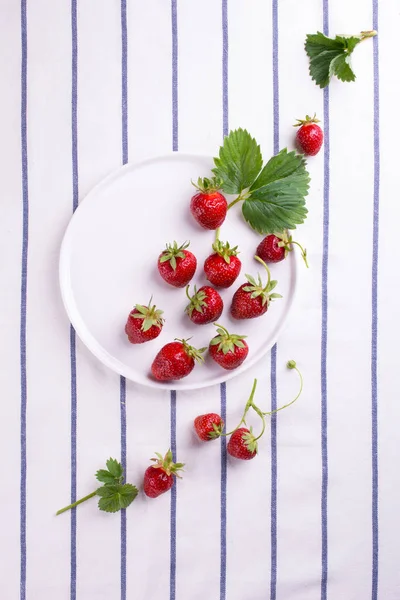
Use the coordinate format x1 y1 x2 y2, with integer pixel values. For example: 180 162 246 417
227 196 242 210
213 322 229 336
251 405 266 441
263 362 303 416
254 255 271 290
56 490 97 515
185 284 192 302
220 379 258 437
290 240 309 268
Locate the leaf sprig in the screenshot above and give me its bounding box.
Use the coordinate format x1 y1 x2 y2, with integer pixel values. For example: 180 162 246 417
212 129 310 235
56 458 138 515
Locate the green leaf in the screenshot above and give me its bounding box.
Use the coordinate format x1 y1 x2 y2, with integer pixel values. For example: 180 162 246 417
97 483 138 513
305 31 369 88
242 149 309 234
96 469 119 485
212 128 263 194
106 458 123 479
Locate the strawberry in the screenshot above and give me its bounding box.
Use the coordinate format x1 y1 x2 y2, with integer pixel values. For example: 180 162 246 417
190 177 227 230
294 114 323 156
125 300 164 344
185 285 223 325
204 240 241 288
194 413 224 441
158 241 197 288
256 231 308 267
230 256 282 320
151 338 206 381
209 323 248 370
227 427 258 460
143 450 184 498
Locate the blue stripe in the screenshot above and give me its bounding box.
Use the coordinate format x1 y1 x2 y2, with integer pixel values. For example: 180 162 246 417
222 0 228 138
120 1 128 598
70 1 78 598
220 381 227 600
371 3 380 598
270 0 279 595
170 390 177 600
20 0 28 597
321 2 330 599
171 0 178 152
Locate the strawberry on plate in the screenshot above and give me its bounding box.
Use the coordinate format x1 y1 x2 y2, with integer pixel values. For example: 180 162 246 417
143 450 184 498
185 285 223 325
194 413 224 441
151 338 206 382
256 231 308 267
158 241 197 288
230 256 282 320
209 323 248 370
204 240 241 288
190 177 227 230
125 300 164 344
294 114 323 156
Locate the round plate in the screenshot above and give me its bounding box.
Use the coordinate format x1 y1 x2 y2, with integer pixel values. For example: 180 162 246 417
59 154 297 390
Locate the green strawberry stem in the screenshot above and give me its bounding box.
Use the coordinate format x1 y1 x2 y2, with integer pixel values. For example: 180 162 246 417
215 227 220 243
263 360 303 416
289 240 309 268
360 30 377 41
56 491 97 515
227 190 250 210
254 255 272 290
220 378 260 437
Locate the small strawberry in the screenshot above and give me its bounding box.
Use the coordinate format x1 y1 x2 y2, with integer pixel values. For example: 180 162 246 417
230 256 282 320
256 231 308 267
151 338 206 381
204 240 242 288
158 241 197 288
227 427 258 460
125 300 164 344
194 413 224 441
190 176 227 230
209 323 248 370
143 450 184 498
185 285 223 325
294 114 323 156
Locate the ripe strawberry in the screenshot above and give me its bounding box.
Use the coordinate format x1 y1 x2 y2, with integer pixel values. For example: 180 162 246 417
227 427 258 460
151 338 206 381
209 323 248 370
190 177 227 230
143 450 184 498
194 413 224 441
125 300 164 344
158 241 197 288
294 114 323 156
204 240 241 288
256 231 308 267
185 285 223 325
230 257 282 320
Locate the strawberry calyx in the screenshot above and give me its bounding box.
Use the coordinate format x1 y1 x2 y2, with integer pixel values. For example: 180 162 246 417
175 337 207 363
211 240 239 265
208 421 224 439
192 176 223 194
243 256 282 307
159 240 190 271
274 231 309 268
210 322 247 355
150 449 185 478
185 285 208 317
242 427 259 454
131 299 164 332
293 113 320 127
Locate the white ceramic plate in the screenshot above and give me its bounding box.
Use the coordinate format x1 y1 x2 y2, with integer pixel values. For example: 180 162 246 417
59 154 297 390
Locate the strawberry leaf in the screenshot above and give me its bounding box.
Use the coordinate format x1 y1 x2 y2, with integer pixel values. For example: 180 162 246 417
97 483 138 513
242 149 309 235
212 128 263 194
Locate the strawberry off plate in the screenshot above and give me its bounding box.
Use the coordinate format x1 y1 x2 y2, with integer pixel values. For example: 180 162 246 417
59 154 298 390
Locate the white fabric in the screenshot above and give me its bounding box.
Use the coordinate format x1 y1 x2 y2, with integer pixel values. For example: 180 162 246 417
1 1 399 599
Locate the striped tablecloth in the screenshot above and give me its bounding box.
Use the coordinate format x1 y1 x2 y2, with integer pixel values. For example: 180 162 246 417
2 1 399 599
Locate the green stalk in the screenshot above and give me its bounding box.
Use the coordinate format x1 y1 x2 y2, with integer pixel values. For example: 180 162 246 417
263 361 303 416
56 491 97 515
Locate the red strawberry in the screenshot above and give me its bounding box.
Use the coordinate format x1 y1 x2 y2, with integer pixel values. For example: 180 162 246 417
158 241 197 288
125 300 164 344
256 232 308 267
185 285 223 325
151 338 206 381
204 240 241 288
143 450 184 498
294 114 323 156
209 323 248 370
194 413 224 441
227 427 258 460
190 177 227 230
230 257 282 320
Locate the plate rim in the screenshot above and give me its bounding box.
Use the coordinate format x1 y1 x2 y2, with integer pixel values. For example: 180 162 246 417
59 152 298 391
